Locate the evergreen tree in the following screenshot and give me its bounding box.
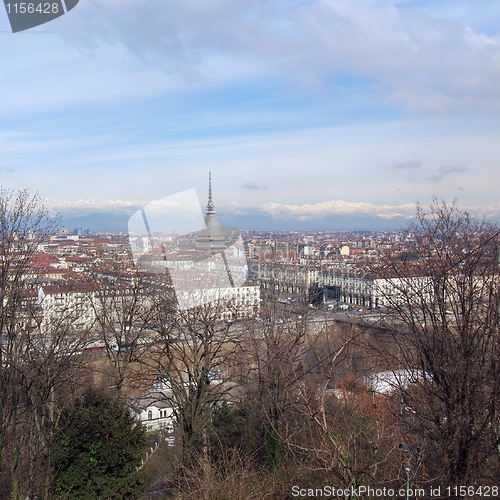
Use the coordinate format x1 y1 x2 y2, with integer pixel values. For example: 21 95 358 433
50 390 147 499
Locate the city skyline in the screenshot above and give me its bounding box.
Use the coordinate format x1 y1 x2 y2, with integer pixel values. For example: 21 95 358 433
2 1 500 230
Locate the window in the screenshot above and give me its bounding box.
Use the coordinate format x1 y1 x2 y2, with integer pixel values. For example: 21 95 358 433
148 410 152 420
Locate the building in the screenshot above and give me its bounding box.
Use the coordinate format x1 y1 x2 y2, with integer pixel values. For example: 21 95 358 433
169 172 259 315
37 282 96 333
175 284 260 320
196 171 226 252
131 390 175 432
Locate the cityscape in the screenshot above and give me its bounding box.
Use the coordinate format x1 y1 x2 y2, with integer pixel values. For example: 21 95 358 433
2 1 500 499
2 180 499 498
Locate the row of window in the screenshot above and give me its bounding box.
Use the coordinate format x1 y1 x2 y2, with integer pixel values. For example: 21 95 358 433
147 409 170 420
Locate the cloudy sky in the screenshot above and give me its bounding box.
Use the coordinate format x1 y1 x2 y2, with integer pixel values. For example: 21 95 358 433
1 0 500 229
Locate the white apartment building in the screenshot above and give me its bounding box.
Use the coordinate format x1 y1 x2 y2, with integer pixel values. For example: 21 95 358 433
37 283 96 333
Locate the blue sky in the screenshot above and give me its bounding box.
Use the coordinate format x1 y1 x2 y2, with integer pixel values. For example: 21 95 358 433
1 0 500 228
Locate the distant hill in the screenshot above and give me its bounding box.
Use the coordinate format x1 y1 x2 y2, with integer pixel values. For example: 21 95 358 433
60 211 132 233
217 212 412 232
60 207 412 233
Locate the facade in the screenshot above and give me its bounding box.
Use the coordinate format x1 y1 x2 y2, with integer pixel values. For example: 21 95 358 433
259 261 432 308
259 264 319 297
131 391 175 432
37 283 96 333
175 284 260 320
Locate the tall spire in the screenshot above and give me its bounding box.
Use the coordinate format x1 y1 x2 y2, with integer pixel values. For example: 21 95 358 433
206 170 215 215
197 170 226 252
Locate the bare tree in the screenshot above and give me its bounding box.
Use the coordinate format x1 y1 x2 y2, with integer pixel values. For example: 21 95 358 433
148 294 247 462
281 322 406 487
0 189 84 498
253 310 307 467
378 200 500 484
0 189 98 499
89 269 156 393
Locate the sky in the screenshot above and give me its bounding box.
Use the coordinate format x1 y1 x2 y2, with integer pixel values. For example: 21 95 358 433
1 0 500 230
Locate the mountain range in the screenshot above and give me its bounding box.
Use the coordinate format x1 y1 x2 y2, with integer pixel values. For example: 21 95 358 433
59 208 412 234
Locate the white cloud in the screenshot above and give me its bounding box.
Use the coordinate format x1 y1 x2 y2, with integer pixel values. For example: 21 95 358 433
44 197 147 212
238 199 500 220
44 195 500 224
258 199 417 219
55 0 500 112
46 196 416 219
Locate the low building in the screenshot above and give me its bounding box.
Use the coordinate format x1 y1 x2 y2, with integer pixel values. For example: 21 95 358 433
175 284 260 319
131 391 175 433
